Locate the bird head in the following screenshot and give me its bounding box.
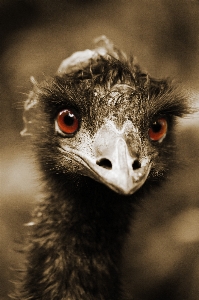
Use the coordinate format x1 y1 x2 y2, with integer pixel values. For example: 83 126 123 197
21 36 189 196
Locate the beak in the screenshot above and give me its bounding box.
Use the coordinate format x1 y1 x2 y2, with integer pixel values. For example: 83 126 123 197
60 123 151 195
91 135 150 195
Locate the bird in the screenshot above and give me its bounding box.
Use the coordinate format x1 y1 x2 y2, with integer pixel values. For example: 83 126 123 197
15 36 190 300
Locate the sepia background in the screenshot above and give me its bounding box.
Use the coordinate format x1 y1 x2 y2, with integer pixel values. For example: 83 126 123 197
0 0 199 299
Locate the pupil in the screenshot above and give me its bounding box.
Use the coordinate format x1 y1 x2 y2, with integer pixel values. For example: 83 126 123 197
64 114 74 126
152 121 162 132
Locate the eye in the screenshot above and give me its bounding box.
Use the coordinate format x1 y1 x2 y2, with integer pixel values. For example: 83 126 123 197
57 109 79 135
148 118 168 142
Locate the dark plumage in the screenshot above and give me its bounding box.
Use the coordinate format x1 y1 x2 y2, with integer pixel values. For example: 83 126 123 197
15 36 190 300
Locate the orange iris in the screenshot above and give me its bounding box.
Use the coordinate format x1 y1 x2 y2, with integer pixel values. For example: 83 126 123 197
148 118 167 141
57 109 79 134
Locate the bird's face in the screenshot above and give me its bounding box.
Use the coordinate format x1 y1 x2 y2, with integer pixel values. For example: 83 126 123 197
22 43 188 196
24 77 176 196
53 82 158 195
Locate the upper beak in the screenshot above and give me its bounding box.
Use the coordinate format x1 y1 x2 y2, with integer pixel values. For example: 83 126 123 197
91 135 150 195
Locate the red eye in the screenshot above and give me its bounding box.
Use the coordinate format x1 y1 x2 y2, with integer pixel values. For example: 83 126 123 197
148 118 167 141
57 109 79 134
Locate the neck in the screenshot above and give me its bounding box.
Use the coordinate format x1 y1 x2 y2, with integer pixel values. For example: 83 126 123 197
18 173 134 300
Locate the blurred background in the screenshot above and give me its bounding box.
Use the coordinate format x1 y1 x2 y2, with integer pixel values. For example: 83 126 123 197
0 0 199 299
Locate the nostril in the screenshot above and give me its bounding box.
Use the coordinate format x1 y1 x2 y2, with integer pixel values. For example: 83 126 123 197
96 158 112 170
132 159 141 170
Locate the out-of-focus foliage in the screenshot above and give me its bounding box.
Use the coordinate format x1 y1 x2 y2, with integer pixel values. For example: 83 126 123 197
0 1 199 299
